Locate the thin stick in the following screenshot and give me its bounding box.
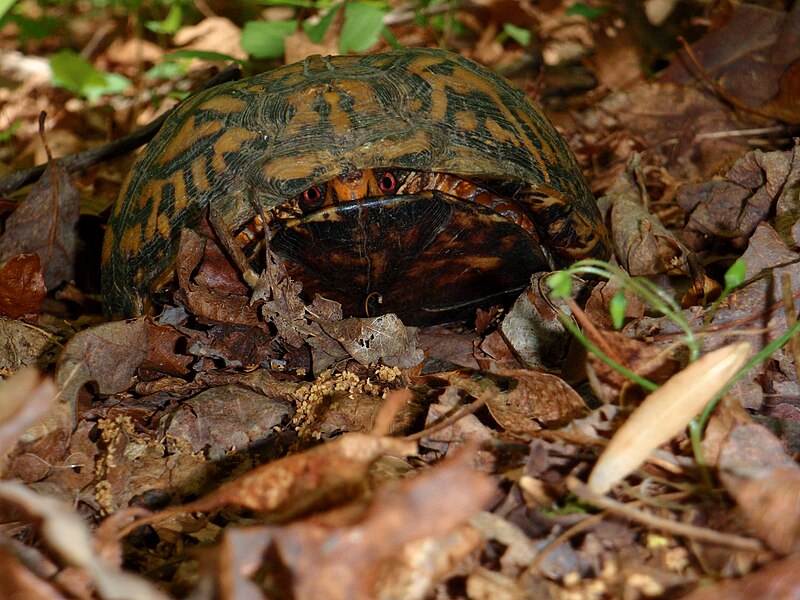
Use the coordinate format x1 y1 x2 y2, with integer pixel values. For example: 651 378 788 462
567 477 765 552
780 273 800 385
402 390 492 442
529 511 606 571
565 297 623 364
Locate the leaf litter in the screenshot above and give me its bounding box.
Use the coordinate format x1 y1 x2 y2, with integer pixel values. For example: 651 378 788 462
1 1 800 599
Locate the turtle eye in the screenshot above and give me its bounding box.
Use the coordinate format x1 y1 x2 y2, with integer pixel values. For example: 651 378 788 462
378 171 398 194
299 184 325 211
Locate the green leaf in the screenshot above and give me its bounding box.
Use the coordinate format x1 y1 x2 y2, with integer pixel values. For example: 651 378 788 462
339 2 387 53
566 2 608 20
381 25 401 49
0 0 16 22
145 3 182 34
8 14 59 40
241 19 297 58
0 119 21 143
609 291 627 330
546 271 573 299
50 50 131 102
257 0 316 7
502 22 531 46
145 60 187 80
302 5 338 44
164 49 242 63
723 259 747 291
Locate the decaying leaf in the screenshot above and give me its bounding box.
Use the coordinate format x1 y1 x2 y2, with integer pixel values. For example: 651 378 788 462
120 432 417 534
202 447 493 600
165 384 293 461
677 145 800 252
588 342 751 494
0 164 79 289
319 314 425 369
718 423 800 553
0 480 170 600
499 273 588 371
0 254 47 320
664 2 800 124
0 317 62 377
175 228 262 325
55 319 154 412
486 369 587 435
586 329 681 405
606 155 720 305
678 553 800 600
0 368 57 462
623 222 800 368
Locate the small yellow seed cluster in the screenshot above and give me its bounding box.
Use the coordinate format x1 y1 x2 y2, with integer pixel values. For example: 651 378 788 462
291 365 403 433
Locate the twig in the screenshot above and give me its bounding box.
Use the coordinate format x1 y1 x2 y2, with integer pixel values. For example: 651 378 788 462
401 389 493 442
780 273 800 385
567 477 765 551
565 297 623 364
529 512 606 572
39 112 58 274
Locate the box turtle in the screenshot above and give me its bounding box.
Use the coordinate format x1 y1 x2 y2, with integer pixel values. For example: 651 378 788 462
102 47 610 325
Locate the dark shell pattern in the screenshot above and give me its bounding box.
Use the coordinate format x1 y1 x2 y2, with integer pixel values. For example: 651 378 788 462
102 47 610 318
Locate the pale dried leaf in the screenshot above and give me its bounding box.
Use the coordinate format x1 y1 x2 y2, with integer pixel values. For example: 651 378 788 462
320 314 425 368
588 343 751 494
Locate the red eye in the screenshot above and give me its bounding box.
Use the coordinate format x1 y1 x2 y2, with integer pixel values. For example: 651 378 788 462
379 172 397 194
299 185 324 211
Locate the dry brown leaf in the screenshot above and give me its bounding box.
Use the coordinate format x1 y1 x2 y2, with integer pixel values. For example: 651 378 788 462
0 254 46 320
120 432 417 534
664 2 800 124
56 319 150 411
175 229 262 326
165 384 292 461
206 447 494 600
498 273 585 372
0 164 79 289
487 369 586 435
0 480 170 600
623 222 800 378
586 330 681 405
0 368 57 463
588 342 751 494
0 545 66 600
605 155 720 305
173 17 246 60
678 553 800 600
0 318 62 377
319 314 425 369
718 423 800 553
677 145 800 253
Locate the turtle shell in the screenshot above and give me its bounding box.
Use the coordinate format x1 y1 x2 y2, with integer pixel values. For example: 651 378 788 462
102 47 610 322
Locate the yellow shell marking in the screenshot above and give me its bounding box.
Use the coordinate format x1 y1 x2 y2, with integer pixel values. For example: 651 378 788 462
198 95 247 115
171 170 188 213
211 127 259 173
101 224 114 264
322 89 353 139
455 110 478 131
191 155 210 193
158 116 223 166
120 222 142 256
485 117 521 147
